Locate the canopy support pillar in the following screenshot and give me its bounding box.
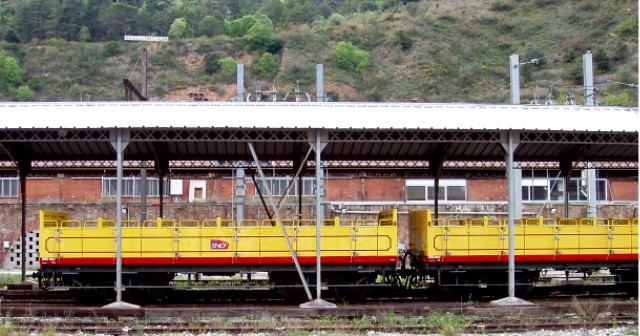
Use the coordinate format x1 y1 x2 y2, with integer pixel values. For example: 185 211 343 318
492 130 533 306
104 129 139 309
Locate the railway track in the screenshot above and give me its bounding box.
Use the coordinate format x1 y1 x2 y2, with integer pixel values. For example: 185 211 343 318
0 307 636 335
0 287 636 335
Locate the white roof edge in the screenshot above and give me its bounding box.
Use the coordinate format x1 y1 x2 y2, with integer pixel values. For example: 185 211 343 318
0 102 637 132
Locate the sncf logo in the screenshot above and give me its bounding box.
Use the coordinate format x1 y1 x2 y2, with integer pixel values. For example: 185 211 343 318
210 239 229 250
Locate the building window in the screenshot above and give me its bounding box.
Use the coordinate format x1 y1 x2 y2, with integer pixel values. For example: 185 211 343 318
255 177 315 197
102 177 168 197
406 179 467 202
521 177 608 202
0 178 18 197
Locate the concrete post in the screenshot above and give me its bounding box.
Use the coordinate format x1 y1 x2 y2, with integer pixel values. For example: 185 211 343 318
583 51 595 106
316 64 324 102
510 54 520 105
236 64 244 102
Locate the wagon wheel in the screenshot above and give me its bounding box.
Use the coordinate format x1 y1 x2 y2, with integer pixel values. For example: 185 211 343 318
274 279 308 303
332 276 372 303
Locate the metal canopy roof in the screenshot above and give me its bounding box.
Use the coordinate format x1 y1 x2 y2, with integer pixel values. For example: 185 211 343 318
0 102 637 176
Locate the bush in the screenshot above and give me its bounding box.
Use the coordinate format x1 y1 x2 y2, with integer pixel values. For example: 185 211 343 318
593 48 610 72
103 41 120 56
489 1 513 11
168 18 193 40
327 13 344 26
217 57 238 82
391 30 413 50
601 92 632 107
204 52 223 74
335 41 370 74
199 15 225 37
615 17 638 38
15 85 35 101
245 23 283 54
256 52 278 79
0 53 23 88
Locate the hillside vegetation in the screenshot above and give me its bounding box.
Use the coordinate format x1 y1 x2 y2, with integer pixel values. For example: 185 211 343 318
0 0 637 105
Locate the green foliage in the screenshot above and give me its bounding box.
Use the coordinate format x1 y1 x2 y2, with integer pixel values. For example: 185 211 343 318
256 52 278 79
601 91 632 107
217 57 237 82
0 52 23 88
15 85 35 101
103 41 120 57
199 14 226 37
391 30 413 50
489 1 513 11
593 48 610 72
169 18 193 40
261 0 284 25
204 52 223 74
0 273 21 288
422 312 465 336
616 17 638 38
245 23 283 54
281 0 318 25
226 15 257 37
335 41 370 74
100 2 139 39
78 26 91 42
327 13 344 26
0 0 635 105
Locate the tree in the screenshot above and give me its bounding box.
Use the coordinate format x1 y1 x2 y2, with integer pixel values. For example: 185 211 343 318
199 13 225 37
14 0 58 41
204 52 223 74
78 26 91 42
245 23 283 54
169 18 192 39
335 41 370 74
226 15 257 37
256 52 278 79
281 0 317 24
99 2 139 39
261 0 284 26
82 0 111 40
59 0 85 40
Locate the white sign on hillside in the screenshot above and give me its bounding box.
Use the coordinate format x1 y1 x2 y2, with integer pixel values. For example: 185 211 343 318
124 35 169 42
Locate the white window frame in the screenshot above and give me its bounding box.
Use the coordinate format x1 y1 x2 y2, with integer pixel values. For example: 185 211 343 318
255 177 315 197
521 177 608 203
0 178 18 197
406 179 467 203
101 177 168 197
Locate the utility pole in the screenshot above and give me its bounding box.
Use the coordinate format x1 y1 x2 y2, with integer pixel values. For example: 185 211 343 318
583 51 597 218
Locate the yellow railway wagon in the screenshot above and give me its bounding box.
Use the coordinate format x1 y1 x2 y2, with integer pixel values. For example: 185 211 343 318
408 209 638 296
409 209 638 264
39 209 398 271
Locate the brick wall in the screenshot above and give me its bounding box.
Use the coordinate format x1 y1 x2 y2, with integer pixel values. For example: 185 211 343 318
467 178 507 201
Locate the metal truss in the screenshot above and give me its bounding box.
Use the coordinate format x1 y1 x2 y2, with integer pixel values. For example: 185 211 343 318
1 159 636 178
